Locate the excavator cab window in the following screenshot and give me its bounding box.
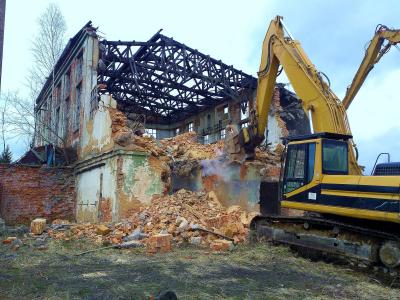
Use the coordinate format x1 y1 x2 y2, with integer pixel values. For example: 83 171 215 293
284 142 316 194
322 139 348 175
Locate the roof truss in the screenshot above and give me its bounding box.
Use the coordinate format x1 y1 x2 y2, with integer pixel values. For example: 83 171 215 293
98 31 256 124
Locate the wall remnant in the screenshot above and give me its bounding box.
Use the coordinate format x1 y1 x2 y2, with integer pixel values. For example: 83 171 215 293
0 164 75 225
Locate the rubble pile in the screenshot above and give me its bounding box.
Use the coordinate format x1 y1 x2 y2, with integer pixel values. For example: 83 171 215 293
110 109 226 163
110 108 168 157
109 106 281 176
127 189 253 245
113 130 281 185
47 189 258 251
160 132 224 161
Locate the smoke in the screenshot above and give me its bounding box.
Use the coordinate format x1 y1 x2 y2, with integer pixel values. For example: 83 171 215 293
200 159 238 182
214 147 224 157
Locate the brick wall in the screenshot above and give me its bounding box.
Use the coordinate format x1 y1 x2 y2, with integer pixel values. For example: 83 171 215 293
0 164 75 225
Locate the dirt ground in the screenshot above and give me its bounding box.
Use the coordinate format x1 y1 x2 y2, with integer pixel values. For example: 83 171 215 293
0 237 398 300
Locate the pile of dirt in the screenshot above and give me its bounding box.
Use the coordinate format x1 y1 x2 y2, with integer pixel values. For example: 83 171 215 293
48 189 257 250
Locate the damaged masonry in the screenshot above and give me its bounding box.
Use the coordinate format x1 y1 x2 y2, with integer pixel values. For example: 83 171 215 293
0 22 309 250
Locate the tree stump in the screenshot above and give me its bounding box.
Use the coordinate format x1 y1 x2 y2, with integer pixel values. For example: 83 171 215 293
30 218 47 235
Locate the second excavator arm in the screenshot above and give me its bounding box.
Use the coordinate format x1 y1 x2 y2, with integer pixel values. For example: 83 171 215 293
234 16 362 175
342 25 400 109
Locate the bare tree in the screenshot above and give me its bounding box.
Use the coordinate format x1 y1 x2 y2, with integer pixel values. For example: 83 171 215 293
27 3 67 100
0 91 34 162
4 92 70 164
0 4 67 163
0 91 8 152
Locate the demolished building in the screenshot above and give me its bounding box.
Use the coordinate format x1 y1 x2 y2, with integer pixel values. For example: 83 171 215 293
0 21 309 225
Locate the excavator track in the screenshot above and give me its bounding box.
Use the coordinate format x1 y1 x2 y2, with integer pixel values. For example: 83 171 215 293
250 215 400 277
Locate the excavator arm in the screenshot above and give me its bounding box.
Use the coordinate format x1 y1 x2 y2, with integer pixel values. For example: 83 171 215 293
342 25 400 109
232 16 361 175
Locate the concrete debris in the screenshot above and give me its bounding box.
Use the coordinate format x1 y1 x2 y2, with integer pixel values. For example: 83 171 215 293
37 245 48 251
42 113 279 250
34 236 48 247
0 218 5 234
10 238 22 251
6 225 29 235
177 217 189 232
189 236 202 245
117 240 143 249
227 205 242 214
123 228 148 241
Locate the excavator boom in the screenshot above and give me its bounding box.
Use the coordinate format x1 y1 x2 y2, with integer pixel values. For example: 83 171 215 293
230 16 361 175
342 26 400 109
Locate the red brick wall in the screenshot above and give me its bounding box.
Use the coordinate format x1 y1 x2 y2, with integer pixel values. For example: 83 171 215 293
0 164 76 225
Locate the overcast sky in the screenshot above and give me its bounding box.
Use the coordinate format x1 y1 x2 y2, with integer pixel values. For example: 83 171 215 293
2 0 400 173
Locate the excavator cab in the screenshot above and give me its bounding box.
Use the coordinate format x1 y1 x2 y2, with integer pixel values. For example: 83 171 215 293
281 133 351 202
283 141 317 194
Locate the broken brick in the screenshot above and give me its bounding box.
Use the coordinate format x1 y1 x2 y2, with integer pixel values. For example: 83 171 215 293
227 205 242 214
210 239 233 251
146 234 172 254
30 218 47 235
96 225 111 236
206 215 230 229
2 237 17 244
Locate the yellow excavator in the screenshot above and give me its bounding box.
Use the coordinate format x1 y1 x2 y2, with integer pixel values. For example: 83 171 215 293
228 16 400 269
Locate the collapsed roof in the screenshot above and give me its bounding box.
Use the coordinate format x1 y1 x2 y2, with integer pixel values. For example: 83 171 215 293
35 22 257 125
98 30 257 124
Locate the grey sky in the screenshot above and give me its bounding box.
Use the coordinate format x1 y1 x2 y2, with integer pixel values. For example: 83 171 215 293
2 0 400 172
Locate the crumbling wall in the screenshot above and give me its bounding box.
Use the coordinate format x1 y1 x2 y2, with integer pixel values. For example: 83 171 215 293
117 153 169 219
276 84 310 136
75 150 169 223
266 87 289 150
0 164 75 225
171 157 280 212
266 85 310 150
75 157 117 223
80 95 115 159
76 93 171 223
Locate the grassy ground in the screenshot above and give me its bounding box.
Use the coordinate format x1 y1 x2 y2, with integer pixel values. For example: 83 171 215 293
0 236 398 300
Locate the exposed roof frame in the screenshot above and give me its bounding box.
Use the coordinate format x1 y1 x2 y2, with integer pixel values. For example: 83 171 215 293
98 30 257 124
